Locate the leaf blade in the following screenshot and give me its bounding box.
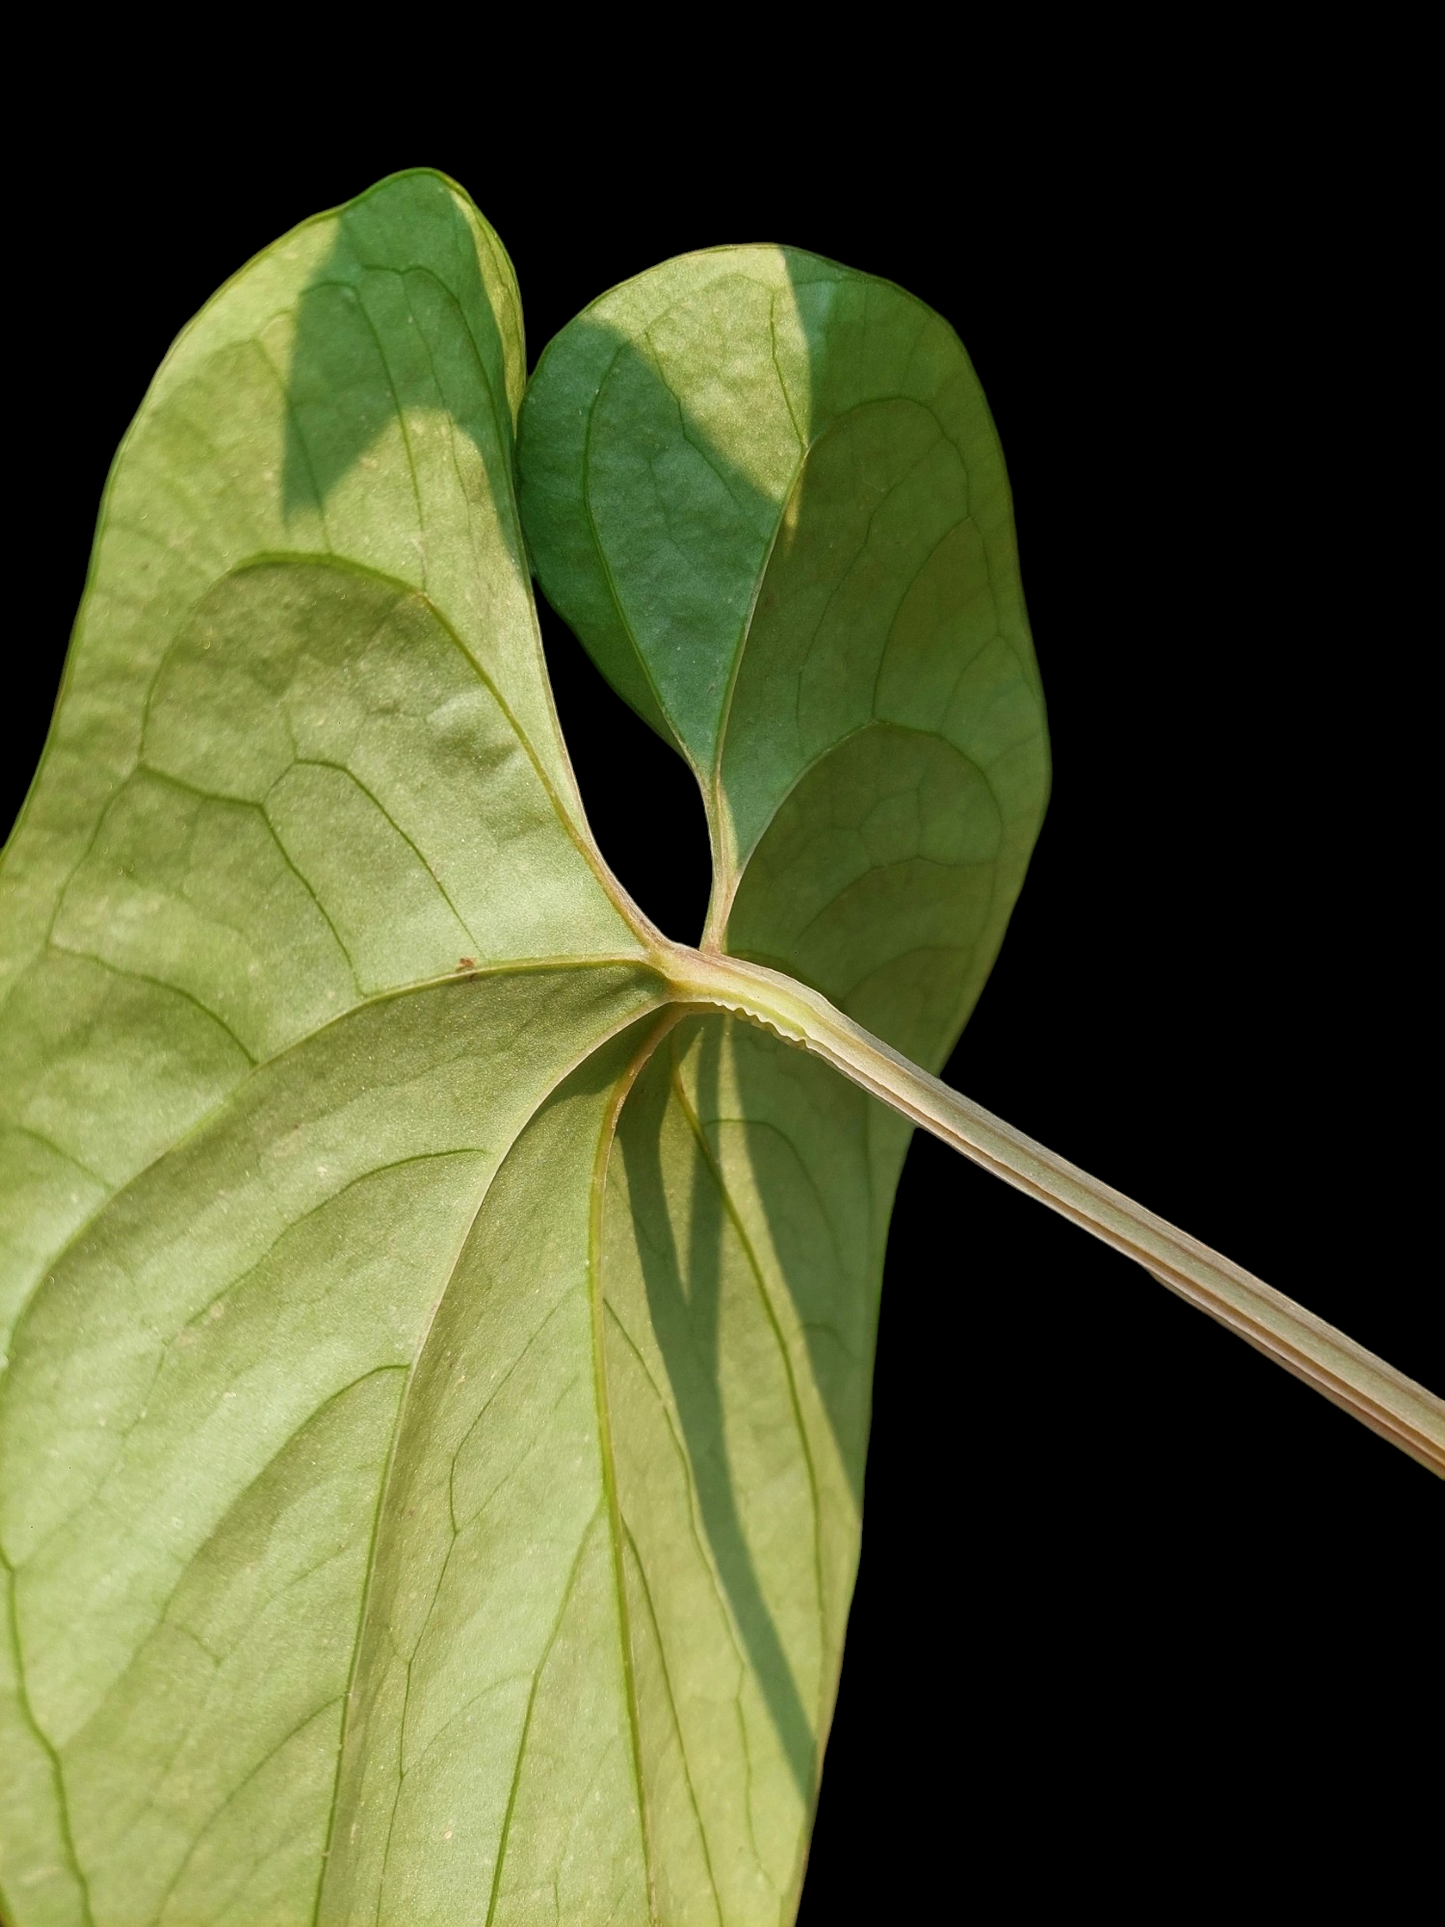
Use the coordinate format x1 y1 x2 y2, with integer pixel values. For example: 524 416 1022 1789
0 169 641 1347
517 243 1049 1066
4 192 1060 1927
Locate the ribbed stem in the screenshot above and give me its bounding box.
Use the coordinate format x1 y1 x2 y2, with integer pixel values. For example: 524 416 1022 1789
660 943 1445 1478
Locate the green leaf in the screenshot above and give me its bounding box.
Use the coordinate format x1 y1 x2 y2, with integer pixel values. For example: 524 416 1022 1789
517 244 1049 1069
0 177 1048 1925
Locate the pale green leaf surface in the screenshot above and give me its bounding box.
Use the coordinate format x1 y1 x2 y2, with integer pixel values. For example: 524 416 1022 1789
0 179 1046 1926
0 168 637 1343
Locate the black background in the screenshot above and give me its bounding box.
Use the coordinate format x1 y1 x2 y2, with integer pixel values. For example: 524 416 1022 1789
7 113 1436 1919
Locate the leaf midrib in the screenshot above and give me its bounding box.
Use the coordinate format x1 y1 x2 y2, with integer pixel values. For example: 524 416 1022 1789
583 1009 682 1927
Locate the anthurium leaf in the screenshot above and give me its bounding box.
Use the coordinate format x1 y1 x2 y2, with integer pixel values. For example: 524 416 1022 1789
517 245 1049 1070
0 177 1050 1927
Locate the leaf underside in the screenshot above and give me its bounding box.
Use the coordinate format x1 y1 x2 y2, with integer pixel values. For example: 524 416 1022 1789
0 173 1046 1925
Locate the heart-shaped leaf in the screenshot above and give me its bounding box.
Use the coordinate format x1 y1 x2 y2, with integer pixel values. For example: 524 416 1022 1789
0 172 1077 1927
4 163 1440 1927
